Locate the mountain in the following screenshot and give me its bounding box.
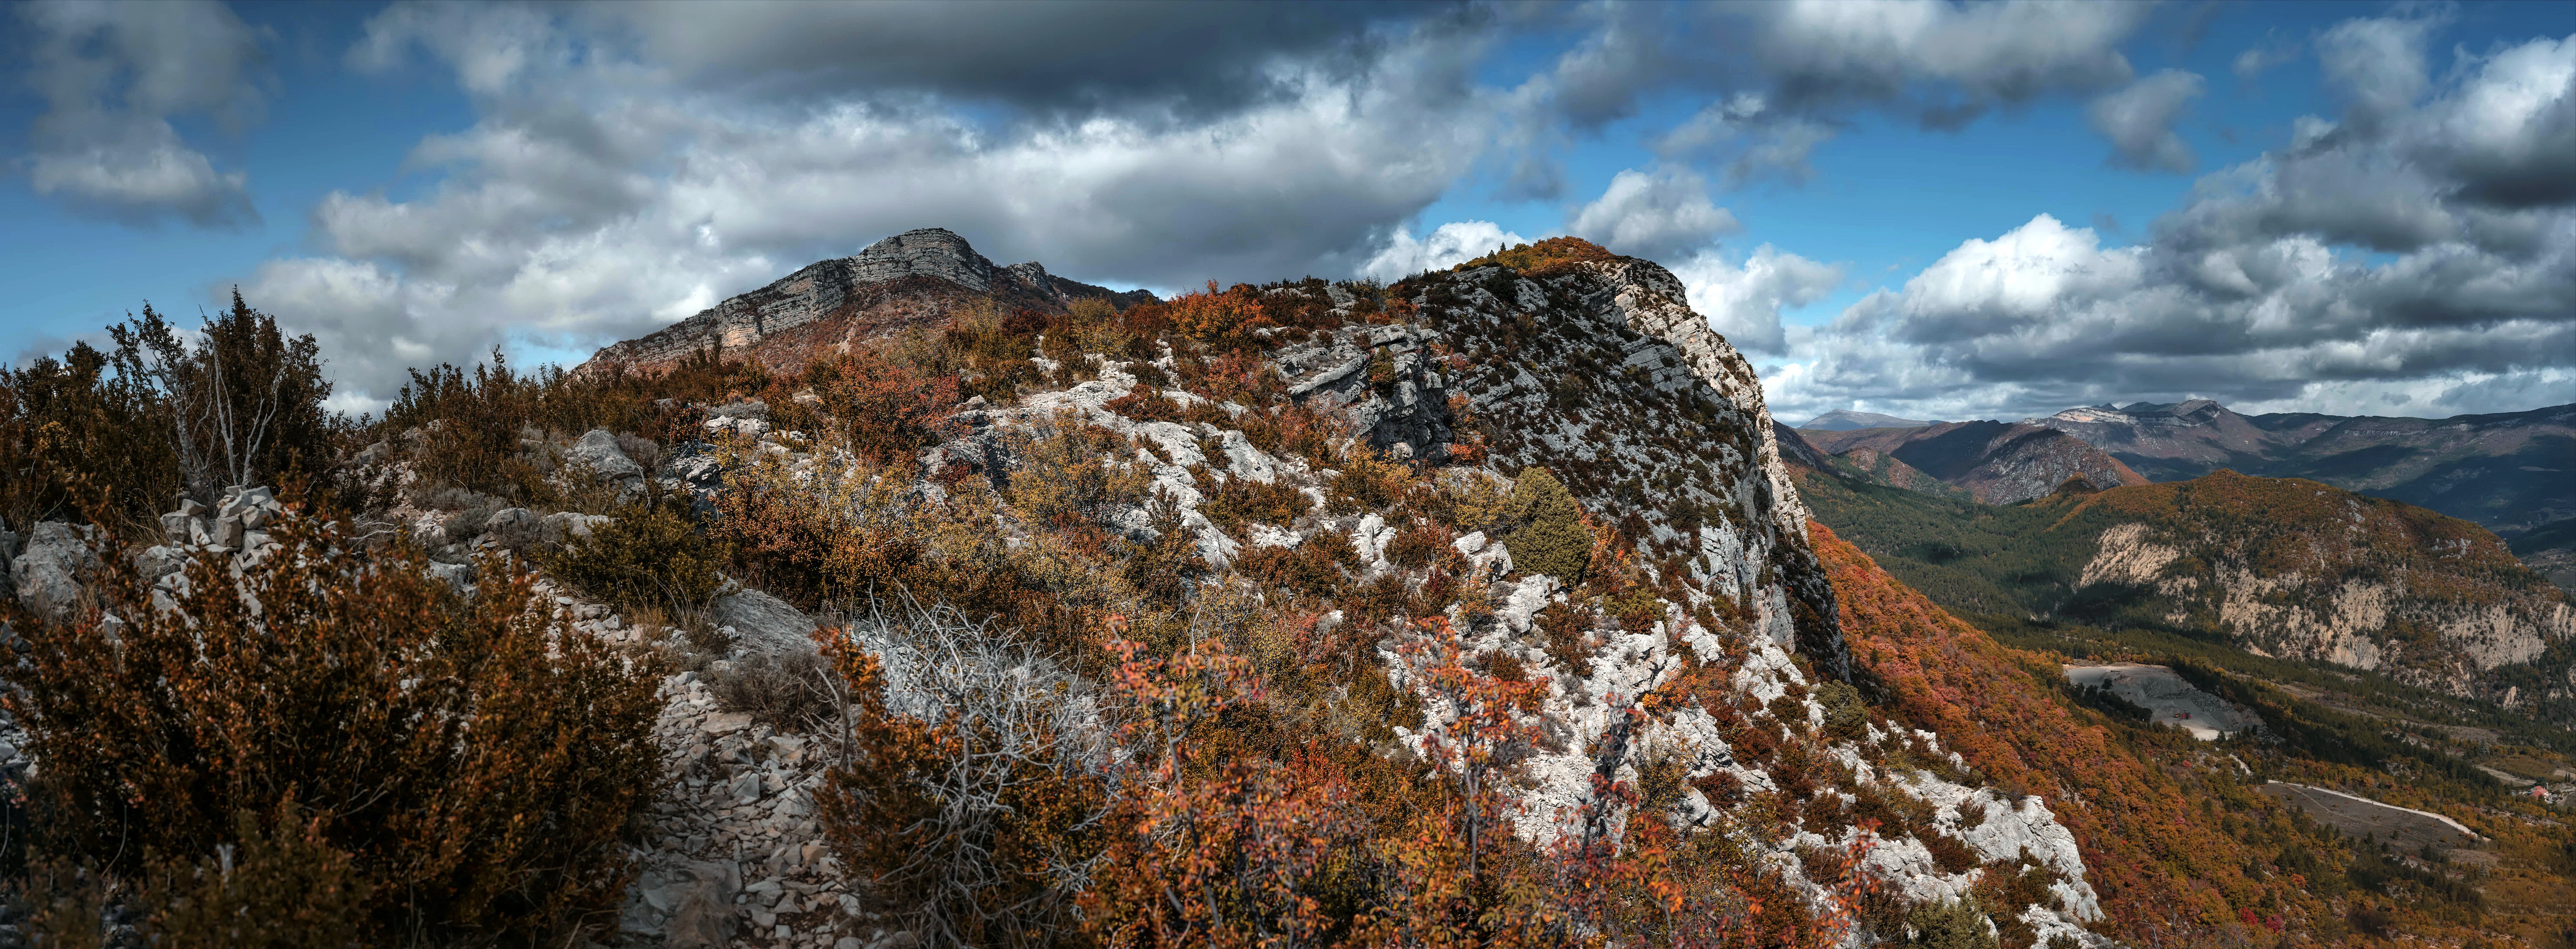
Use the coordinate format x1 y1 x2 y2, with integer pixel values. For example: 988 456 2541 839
2024 399 2576 538
1799 408 1934 431
22 226 2569 945
1790 458 2576 725
579 227 1155 375
1795 419 2149 505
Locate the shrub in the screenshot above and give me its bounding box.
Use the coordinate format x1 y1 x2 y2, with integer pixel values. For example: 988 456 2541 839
541 487 729 614
1505 466 1590 582
0 336 180 537
1203 473 1308 532
1906 896 2000 949
711 649 838 732
1080 636 1359 948
1327 446 1410 514
1002 411 1150 531
2 517 662 942
114 293 338 505
1104 387 1184 423
818 605 1109 949
1167 282 1268 341
806 348 960 463
1384 523 1448 569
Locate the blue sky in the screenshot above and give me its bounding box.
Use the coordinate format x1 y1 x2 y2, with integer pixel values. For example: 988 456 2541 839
4 1 2569 424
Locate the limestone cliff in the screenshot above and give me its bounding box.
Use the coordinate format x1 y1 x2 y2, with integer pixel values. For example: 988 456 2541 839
2069 471 2576 721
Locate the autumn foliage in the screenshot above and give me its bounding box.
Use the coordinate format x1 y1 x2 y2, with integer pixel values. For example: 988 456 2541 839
3 516 663 943
1812 522 2317 946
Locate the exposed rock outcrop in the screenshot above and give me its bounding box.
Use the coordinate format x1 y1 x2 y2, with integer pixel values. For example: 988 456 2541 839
580 228 1154 376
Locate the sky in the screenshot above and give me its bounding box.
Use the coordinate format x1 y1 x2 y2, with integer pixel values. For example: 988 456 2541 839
2 0 2569 425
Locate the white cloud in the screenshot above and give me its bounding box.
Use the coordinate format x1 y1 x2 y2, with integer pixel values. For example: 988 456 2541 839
2088 69 2204 172
16 0 264 227
1359 222 1533 283
1669 245 1842 352
249 3 1507 402
1566 167 1739 262
1766 16 2576 423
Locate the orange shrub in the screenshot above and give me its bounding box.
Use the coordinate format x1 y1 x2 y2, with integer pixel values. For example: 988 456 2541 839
1168 281 1270 341
4 517 661 942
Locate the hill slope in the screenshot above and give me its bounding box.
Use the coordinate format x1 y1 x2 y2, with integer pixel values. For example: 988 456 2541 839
1801 409 1933 431
1799 420 2149 505
1791 460 2576 725
579 227 1155 375
2025 400 2576 538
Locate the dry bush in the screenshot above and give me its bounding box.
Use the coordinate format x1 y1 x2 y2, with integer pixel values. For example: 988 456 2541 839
1327 445 1411 514
541 486 728 614
1002 411 1150 531
2 517 663 943
806 348 960 464
710 649 838 732
1201 472 1307 532
1383 522 1449 569
1103 387 1184 422
817 602 1110 949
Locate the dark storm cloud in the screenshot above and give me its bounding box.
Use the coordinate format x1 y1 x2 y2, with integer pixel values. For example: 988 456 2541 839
594 0 1446 123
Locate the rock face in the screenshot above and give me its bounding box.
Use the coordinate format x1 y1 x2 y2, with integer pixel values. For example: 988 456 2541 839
10 521 101 622
1803 420 2149 505
2026 399 2576 536
2069 471 2576 721
580 228 1155 375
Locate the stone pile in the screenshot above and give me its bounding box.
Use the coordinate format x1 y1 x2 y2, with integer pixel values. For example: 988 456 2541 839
524 581 917 949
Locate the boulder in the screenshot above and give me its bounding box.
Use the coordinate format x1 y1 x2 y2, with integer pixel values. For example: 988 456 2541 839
713 587 819 655
544 511 612 543
706 400 769 422
650 860 742 949
11 521 101 622
0 518 19 598
569 429 645 481
424 561 475 592
160 499 204 545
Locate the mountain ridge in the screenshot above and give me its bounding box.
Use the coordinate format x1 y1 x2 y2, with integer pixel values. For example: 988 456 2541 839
579 227 1156 375
2022 398 2575 537
1795 420 2148 505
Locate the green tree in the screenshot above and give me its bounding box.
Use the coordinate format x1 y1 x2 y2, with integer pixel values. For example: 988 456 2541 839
113 292 336 504
1507 465 1590 582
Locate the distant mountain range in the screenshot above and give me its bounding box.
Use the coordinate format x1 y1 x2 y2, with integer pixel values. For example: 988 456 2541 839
1799 409 1936 431
1793 421 2145 505
2022 399 2575 538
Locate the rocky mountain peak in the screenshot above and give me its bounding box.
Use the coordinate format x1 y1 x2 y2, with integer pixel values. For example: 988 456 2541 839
578 227 1154 376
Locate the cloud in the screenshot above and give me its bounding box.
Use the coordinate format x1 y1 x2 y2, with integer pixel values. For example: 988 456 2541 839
1668 245 1843 353
586 1 1415 122
246 3 1507 401
2088 69 2204 172
2231 41 2300 84
1566 167 1738 263
1747 0 2146 120
1359 221 1532 282
1507 1 2153 189
1767 17 2576 424
15 0 263 227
